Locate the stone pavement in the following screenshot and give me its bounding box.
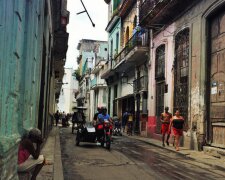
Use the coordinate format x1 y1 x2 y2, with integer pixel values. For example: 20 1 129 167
124 134 225 171
37 127 63 180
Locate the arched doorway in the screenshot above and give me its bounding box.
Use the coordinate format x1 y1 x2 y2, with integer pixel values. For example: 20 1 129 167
173 29 189 120
208 9 225 147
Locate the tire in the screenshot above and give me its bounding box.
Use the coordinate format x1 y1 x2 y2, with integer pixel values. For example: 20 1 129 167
101 141 104 147
106 141 111 150
76 133 80 146
106 135 111 150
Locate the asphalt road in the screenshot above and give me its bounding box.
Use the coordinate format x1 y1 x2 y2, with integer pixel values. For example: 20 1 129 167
59 127 225 180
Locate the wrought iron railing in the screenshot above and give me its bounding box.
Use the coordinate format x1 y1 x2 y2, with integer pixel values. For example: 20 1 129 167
133 76 148 93
140 0 161 22
114 30 149 66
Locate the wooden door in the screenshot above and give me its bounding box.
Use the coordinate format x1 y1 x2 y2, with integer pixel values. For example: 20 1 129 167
209 10 225 147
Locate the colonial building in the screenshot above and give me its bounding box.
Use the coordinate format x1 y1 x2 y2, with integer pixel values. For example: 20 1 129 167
102 0 149 135
140 0 225 151
76 39 108 121
0 0 69 179
58 68 78 113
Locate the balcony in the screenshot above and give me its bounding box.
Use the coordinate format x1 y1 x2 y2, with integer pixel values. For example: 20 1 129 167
133 76 148 93
101 60 115 79
113 30 149 72
139 0 199 27
90 77 107 90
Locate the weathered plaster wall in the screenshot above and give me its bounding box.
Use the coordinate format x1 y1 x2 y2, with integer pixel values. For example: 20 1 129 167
147 0 225 149
0 0 54 179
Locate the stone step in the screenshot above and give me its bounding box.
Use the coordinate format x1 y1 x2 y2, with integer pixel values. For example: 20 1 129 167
203 146 225 159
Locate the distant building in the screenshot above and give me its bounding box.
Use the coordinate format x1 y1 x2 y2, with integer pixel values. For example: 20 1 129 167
76 39 108 121
58 68 78 113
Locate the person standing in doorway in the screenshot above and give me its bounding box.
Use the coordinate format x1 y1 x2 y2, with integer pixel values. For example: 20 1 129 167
160 107 172 147
169 110 185 151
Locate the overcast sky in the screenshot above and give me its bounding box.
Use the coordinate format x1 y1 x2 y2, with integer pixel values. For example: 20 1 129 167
65 0 108 69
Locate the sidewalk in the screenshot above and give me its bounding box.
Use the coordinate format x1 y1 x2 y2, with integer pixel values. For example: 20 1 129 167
124 134 225 171
37 127 63 180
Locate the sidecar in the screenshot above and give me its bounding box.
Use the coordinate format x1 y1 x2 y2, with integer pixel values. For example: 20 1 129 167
75 122 96 146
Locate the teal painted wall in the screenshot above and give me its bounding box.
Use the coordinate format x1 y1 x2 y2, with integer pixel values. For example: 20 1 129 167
0 0 53 179
109 19 121 60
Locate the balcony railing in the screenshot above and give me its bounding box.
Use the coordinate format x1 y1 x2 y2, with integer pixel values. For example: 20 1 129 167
133 76 148 93
114 29 149 66
140 0 199 25
140 0 161 23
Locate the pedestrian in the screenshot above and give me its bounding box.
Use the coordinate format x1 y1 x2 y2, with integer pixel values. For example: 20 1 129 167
93 107 101 126
61 111 66 127
122 111 128 132
127 111 133 136
72 110 78 134
169 110 185 151
54 110 60 126
160 107 172 147
17 128 45 180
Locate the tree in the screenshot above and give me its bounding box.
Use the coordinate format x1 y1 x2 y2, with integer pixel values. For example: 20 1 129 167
73 68 81 82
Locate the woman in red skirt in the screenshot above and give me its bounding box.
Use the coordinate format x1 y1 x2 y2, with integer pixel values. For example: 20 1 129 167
169 110 184 151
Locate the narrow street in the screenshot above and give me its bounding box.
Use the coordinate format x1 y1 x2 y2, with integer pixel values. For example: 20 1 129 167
59 127 225 180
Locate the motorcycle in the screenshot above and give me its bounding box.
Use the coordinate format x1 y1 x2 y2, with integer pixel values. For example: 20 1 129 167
96 120 112 150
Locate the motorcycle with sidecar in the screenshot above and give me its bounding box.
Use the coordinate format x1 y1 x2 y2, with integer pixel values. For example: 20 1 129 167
75 121 112 150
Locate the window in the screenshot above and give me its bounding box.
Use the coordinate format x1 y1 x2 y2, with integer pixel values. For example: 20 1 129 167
116 32 119 54
155 44 165 80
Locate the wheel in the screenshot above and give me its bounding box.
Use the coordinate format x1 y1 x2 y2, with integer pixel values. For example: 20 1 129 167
101 141 104 147
76 133 80 146
106 140 111 150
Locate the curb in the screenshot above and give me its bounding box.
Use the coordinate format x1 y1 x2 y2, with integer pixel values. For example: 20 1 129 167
124 135 225 171
53 128 64 180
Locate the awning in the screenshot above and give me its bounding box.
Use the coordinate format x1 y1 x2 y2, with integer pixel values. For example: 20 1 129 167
114 94 134 101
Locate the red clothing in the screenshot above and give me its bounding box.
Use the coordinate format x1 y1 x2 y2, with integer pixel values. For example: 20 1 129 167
172 127 183 136
18 144 30 164
161 123 170 134
18 138 41 165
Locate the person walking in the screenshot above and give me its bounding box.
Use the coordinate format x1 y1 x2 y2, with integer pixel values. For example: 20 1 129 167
54 110 60 126
169 110 185 151
122 111 128 133
61 111 66 127
72 111 78 134
127 111 133 136
160 107 172 147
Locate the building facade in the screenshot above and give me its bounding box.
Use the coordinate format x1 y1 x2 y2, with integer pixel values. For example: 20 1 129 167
0 0 69 179
76 39 108 121
58 68 78 113
102 0 149 135
140 0 225 150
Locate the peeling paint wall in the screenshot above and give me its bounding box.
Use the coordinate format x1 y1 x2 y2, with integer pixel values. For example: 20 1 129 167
0 0 54 179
